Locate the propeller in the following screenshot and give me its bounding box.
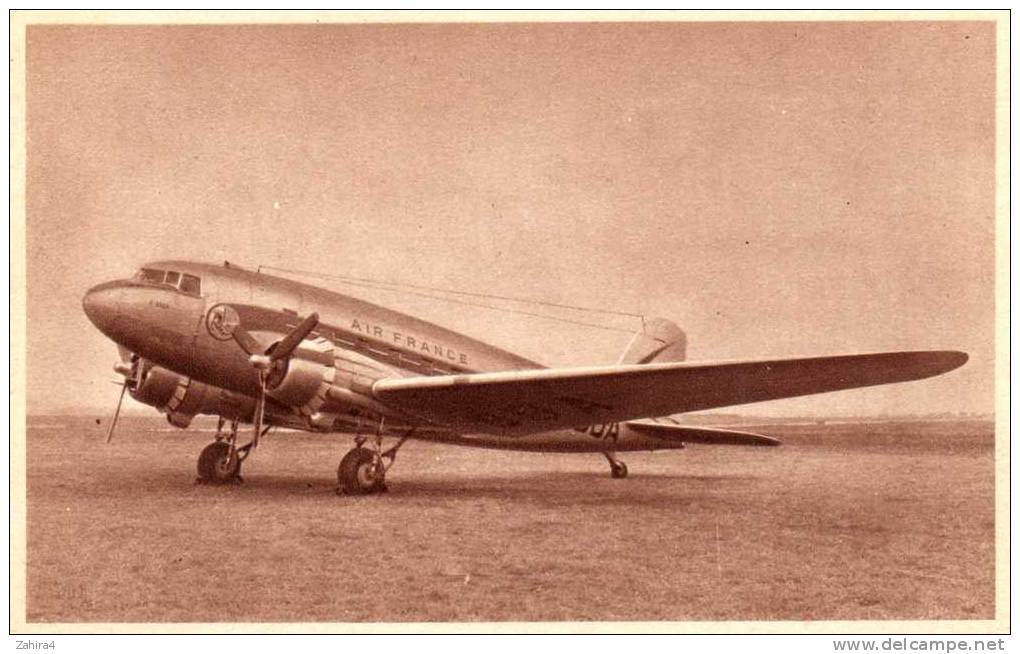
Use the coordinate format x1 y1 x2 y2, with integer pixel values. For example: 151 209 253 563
230 311 320 450
105 350 139 444
105 381 128 444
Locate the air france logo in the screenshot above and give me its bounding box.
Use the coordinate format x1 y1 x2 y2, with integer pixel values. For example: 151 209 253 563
206 304 241 341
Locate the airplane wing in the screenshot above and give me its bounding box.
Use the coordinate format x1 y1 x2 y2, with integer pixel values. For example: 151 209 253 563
372 351 966 436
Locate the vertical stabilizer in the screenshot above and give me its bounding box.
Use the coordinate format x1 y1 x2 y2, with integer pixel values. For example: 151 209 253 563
618 317 687 364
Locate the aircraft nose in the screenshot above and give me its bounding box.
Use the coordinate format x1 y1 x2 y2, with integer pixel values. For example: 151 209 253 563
82 282 123 333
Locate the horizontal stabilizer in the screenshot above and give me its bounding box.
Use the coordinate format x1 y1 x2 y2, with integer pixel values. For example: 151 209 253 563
626 419 780 446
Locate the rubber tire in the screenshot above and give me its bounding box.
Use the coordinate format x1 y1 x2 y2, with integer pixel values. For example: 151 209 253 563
610 461 628 479
337 447 386 495
197 442 241 483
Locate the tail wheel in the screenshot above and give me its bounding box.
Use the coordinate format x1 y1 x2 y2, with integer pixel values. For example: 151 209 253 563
197 441 240 483
337 447 386 495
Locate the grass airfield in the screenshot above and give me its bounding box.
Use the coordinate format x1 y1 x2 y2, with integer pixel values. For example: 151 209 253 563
24 416 994 624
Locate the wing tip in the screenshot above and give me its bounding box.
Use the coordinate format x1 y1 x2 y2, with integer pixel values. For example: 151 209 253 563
926 350 969 376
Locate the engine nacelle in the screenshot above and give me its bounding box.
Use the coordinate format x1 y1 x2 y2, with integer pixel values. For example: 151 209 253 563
263 337 407 430
129 361 183 409
265 337 336 417
128 358 256 428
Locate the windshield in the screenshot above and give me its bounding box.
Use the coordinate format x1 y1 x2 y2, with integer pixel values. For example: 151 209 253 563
135 268 202 296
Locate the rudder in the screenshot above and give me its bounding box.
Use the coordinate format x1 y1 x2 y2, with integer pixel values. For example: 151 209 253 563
618 317 687 364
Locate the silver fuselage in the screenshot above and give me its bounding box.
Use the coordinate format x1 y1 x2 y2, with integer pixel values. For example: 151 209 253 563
82 260 681 452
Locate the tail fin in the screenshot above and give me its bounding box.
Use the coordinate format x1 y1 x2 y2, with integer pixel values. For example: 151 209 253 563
618 317 687 364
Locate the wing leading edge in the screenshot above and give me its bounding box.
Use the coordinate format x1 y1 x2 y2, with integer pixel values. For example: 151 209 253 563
372 350 967 435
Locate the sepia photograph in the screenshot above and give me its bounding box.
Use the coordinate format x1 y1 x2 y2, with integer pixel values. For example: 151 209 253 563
9 10 1007 635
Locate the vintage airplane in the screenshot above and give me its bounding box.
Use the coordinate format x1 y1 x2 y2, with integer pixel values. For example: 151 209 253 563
82 260 968 494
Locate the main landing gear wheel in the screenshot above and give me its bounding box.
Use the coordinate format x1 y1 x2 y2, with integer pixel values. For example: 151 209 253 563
197 441 241 484
603 452 628 479
337 447 387 495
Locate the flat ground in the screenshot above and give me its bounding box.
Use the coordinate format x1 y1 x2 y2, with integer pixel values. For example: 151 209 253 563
25 417 994 623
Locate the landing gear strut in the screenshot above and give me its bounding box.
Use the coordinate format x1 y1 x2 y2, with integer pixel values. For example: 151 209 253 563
603 451 628 479
336 428 414 495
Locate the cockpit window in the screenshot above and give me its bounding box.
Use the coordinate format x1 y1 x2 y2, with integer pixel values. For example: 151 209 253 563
135 268 202 296
138 268 165 284
178 274 201 296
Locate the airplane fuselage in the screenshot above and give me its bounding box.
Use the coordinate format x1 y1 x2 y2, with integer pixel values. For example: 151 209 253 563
83 260 681 453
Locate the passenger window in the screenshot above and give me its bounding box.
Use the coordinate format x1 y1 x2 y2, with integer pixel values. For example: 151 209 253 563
165 271 181 287
179 274 201 296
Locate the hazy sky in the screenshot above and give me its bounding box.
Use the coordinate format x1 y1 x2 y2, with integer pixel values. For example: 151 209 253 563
25 20 996 417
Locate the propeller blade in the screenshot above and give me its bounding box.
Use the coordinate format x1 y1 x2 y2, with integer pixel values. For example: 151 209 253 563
105 382 128 444
269 312 319 361
231 327 263 357
251 372 267 450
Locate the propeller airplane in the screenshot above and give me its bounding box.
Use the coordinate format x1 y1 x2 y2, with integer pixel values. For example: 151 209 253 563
83 260 968 494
